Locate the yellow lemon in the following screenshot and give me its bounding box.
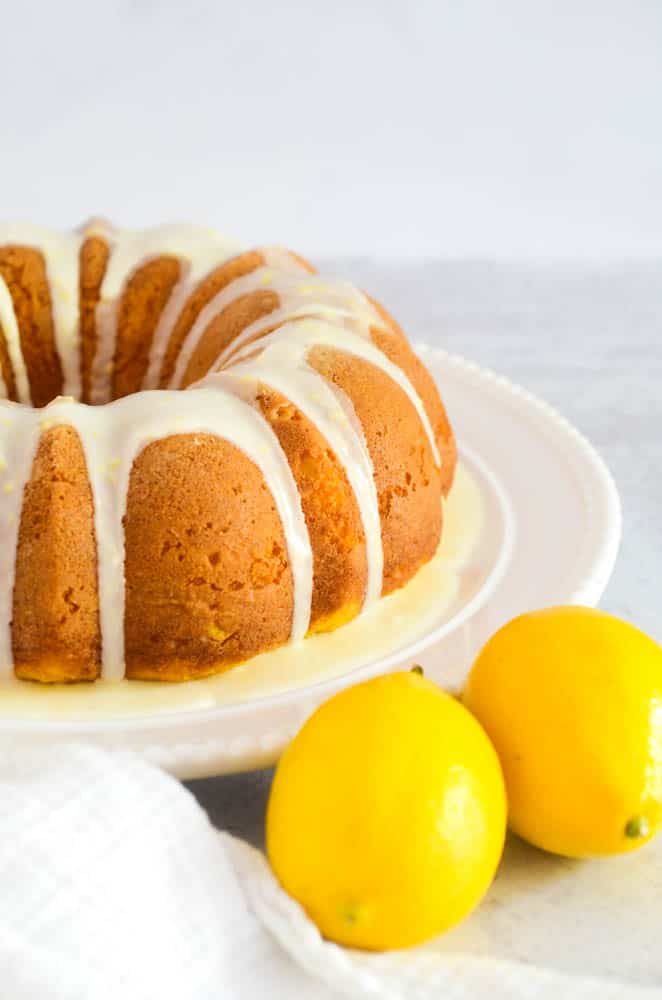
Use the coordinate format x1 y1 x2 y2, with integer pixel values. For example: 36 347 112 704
464 606 662 858
266 669 506 950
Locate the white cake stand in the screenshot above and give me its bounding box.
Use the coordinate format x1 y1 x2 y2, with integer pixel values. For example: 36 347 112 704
0 346 621 777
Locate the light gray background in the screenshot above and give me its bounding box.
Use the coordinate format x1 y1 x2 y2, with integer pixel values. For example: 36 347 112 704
1 0 661 256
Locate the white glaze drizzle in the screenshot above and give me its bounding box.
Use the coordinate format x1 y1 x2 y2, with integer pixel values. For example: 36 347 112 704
169 266 375 391
224 318 442 467
218 276 380 367
141 231 246 390
90 225 242 404
218 304 372 369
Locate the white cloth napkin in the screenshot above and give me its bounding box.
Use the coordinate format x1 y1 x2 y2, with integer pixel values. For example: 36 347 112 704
0 746 658 1000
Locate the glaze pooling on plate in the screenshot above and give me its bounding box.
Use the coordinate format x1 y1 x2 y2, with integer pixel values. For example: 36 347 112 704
0 222 451 682
0 460 481 718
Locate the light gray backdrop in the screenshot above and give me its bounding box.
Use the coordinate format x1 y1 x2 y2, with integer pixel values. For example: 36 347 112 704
1 0 660 257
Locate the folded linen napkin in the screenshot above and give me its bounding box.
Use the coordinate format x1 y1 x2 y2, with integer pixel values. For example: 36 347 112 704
0 746 657 1000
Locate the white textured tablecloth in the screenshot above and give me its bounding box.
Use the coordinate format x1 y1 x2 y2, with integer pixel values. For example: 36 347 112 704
4 745 661 1000
188 260 662 996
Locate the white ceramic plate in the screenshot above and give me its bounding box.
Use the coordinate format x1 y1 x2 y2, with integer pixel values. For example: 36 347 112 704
0 347 621 777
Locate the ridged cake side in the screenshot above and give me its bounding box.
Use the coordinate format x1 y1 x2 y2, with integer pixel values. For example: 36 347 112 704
0 222 456 683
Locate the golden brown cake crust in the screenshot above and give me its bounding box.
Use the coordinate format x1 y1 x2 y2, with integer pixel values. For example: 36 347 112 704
123 433 294 681
0 247 63 407
367 295 456 495
284 251 316 274
257 385 368 632
79 236 110 404
112 256 181 400
369 326 457 496
309 347 443 596
0 321 17 401
13 426 101 682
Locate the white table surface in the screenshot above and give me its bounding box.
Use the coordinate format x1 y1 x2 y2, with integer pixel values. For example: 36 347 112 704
186 259 662 992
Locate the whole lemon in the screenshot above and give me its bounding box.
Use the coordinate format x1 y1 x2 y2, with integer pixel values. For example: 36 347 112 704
464 606 662 858
266 670 506 950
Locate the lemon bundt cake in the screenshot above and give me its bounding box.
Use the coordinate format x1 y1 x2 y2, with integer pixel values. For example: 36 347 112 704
0 221 456 684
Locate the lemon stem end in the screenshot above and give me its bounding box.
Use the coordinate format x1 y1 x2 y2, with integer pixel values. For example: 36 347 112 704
625 816 650 839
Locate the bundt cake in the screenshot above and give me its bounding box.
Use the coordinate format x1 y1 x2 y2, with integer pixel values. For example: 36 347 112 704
0 220 456 684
